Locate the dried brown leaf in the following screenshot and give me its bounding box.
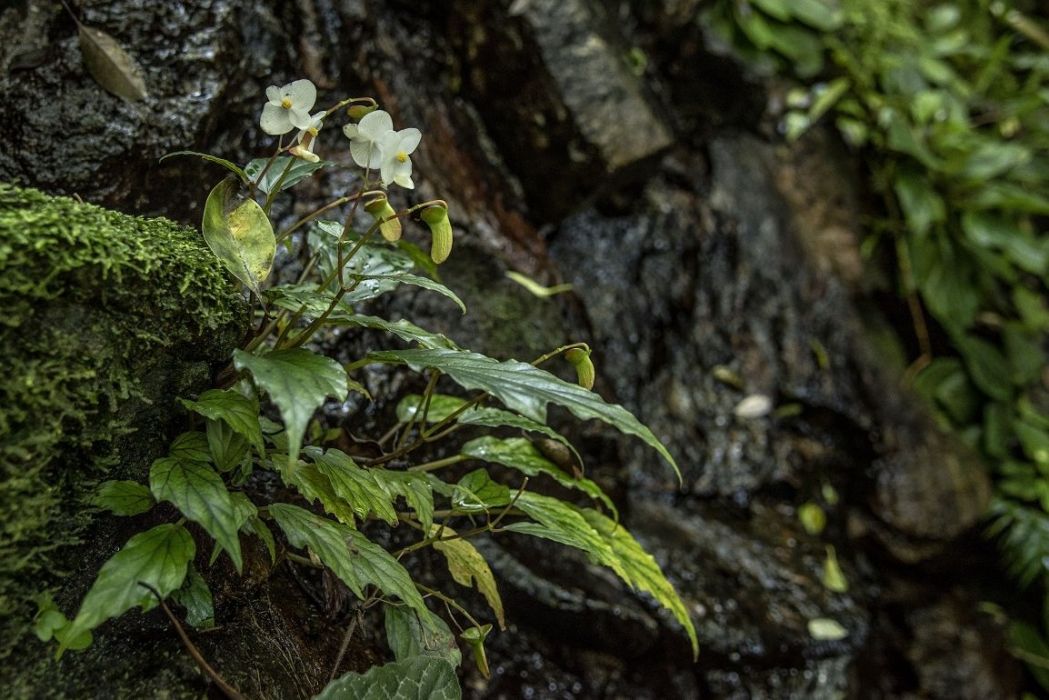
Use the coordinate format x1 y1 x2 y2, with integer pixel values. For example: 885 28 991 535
78 25 148 102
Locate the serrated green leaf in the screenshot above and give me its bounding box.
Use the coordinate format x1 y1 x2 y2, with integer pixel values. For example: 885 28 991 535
245 157 329 195
431 526 504 629
206 419 249 473
461 436 613 515
169 431 211 464
233 348 348 468
376 470 436 532
160 151 247 182
201 176 276 297
385 606 462 667
281 460 358 526
453 469 511 513
316 656 460 700
149 457 243 572
92 480 155 516
269 504 436 627
172 565 215 629
365 348 680 482
310 448 399 525
180 388 264 454
60 524 195 655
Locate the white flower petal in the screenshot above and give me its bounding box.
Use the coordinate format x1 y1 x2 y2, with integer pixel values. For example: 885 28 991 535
397 128 421 154
286 79 317 110
393 157 412 179
343 123 359 140
289 107 313 131
393 174 414 189
358 110 393 140
260 103 293 135
380 158 395 185
265 85 281 104
350 140 381 169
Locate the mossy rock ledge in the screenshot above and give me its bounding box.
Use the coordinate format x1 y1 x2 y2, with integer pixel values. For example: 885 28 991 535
0 183 247 693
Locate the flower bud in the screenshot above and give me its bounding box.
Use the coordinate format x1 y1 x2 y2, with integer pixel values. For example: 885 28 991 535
461 624 492 679
421 204 453 264
347 104 377 121
565 347 595 390
289 143 320 163
364 194 402 242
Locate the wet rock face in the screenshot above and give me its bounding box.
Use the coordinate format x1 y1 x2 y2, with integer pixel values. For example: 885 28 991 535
0 0 1020 698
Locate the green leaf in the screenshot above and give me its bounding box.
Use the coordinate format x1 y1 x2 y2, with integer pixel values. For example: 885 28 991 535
431 525 505 629
960 142 1031 180
169 431 211 464
201 176 276 297
358 273 466 313
179 388 264 454
461 436 613 515
376 470 436 532
61 524 195 655
233 348 348 468
160 151 247 182
316 656 460 700
206 419 249 473
92 480 155 516
34 594 93 651
245 157 329 195
282 460 359 526
310 448 399 525
365 348 680 482
171 565 215 629
269 504 437 627
453 469 511 513
396 395 582 464
507 493 698 657
1008 622 1049 693
894 172 944 237
149 457 244 572
955 334 1013 401
385 606 462 667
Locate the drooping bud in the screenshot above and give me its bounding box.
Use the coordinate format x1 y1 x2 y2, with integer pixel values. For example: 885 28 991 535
565 347 595 390
420 203 453 264
364 194 402 242
347 103 377 121
460 624 492 679
289 143 320 163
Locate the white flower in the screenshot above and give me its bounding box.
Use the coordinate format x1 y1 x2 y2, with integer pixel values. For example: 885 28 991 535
342 109 393 169
379 127 421 189
260 79 317 136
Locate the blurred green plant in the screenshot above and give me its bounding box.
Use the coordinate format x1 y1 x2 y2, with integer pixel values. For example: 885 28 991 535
708 0 1049 685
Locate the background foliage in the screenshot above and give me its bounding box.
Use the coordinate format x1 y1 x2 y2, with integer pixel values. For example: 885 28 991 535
707 0 1049 679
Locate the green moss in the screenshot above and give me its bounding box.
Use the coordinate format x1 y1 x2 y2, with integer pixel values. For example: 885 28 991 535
0 183 246 662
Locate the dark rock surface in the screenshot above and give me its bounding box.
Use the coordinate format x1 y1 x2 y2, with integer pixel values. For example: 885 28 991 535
0 0 1022 697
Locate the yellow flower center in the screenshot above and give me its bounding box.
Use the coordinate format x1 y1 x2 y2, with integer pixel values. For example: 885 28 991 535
281 97 293 109
307 127 319 137
396 151 408 163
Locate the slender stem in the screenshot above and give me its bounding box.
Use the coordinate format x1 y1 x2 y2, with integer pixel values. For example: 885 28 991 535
328 607 363 684
251 139 285 197
277 196 350 243
417 584 483 630
263 157 296 214
399 372 439 450
408 454 466 473
138 583 245 700
323 96 378 119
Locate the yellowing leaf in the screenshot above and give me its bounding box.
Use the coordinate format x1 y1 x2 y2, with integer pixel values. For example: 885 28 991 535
431 526 505 629
201 177 276 297
78 25 148 102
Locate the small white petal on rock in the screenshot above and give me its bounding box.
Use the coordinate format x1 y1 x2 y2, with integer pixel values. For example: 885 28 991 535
733 394 773 419
807 618 848 641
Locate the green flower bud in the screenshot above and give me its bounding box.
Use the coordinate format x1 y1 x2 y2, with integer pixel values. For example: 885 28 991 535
364 195 402 242
460 624 492 679
565 347 595 390
346 103 377 121
420 203 453 264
